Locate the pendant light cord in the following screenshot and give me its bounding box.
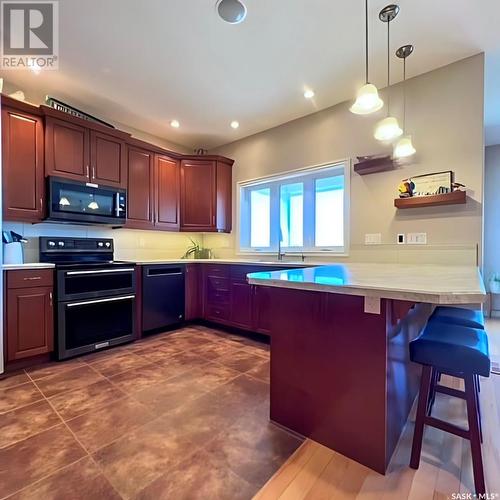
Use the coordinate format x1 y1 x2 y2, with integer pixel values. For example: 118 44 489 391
365 0 369 84
386 18 391 116
403 56 406 132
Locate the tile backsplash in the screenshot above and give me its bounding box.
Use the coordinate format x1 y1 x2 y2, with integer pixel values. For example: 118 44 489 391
2 221 205 262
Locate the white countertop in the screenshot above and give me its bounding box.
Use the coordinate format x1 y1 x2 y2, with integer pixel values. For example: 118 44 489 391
247 263 486 304
2 262 55 271
128 259 308 267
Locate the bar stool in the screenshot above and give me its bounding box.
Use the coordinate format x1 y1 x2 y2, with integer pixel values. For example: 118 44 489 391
427 307 486 415
409 322 490 495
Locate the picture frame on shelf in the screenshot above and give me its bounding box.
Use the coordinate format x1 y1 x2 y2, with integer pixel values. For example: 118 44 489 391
407 171 454 197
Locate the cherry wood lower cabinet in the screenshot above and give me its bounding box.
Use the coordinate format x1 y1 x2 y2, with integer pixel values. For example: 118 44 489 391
199 264 297 334
2 101 45 222
5 269 54 362
185 264 202 321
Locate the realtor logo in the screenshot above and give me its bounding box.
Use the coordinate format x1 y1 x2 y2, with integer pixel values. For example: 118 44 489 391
1 1 58 70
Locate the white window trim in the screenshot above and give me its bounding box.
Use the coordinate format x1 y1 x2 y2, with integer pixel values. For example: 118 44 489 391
236 159 351 256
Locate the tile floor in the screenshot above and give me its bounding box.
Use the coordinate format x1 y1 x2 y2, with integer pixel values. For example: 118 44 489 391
0 325 303 499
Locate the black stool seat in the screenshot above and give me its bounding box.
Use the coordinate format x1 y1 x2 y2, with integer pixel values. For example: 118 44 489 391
410 322 490 377
430 306 484 330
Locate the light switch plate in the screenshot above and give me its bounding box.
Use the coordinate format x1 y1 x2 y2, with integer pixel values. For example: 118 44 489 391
365 233 382 245
407 232 427 245
364 296 381 314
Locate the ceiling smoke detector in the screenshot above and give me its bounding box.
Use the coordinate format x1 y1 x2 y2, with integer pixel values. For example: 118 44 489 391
216 0 247 24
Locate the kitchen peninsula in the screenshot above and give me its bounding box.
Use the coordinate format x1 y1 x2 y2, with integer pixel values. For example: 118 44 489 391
247 263 486 474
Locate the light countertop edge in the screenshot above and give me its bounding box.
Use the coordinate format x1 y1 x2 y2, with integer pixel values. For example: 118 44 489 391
2 263 56 270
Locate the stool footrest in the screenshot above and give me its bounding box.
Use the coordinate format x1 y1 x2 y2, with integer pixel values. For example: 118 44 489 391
435 385 466 400
424 416 469 440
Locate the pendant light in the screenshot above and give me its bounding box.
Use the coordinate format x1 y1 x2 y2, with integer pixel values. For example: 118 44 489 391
350 0 384 115
393 44 416 158
374 5 403 141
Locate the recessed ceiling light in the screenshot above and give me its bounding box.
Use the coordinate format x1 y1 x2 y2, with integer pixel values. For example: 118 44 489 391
230 121 239 129
170 120 180 128
304 89 315 99
216 0 247 24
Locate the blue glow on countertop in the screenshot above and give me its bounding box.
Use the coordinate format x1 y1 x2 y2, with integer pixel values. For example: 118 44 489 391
248 265 346 286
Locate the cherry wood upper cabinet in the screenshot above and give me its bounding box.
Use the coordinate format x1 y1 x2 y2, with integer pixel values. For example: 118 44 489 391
126 145 154 229
2 105 44 222
155 155 180 230
180 158 233 233
90 130 126 188
45 116 90 181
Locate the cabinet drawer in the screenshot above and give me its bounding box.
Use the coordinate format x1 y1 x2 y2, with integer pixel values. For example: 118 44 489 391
7 269 54 289
206 276 230 291
206 289 230 305
204 264 230 278
205 304 230 322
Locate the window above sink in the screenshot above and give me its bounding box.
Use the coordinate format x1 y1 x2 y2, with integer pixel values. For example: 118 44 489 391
238 161 350 255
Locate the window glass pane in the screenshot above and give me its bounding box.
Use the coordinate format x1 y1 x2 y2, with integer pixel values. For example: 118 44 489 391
280 182 303 247
250 188 270 247
315 176 344 247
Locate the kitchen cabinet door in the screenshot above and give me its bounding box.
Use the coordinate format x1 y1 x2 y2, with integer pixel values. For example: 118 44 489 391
90 130 126 187
180 160 216 231
45 116 90 181
185 264 202 320
253 285 274 335
126 146 154 229
229 281 254 330
6 286 54 361
155 155 180 230
2 107 45 221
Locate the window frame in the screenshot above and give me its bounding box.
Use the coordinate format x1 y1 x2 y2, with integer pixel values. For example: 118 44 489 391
236 159 351 256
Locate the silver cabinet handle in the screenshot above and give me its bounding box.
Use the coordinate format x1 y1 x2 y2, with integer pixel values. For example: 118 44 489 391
86 165 90 178
92 166 96 179
23 276 41 281
40 197 43 210
67 295 135 308
66 268 135 276
49 292 53 307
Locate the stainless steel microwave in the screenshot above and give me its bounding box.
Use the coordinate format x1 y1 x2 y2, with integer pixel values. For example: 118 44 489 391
47 176 126 225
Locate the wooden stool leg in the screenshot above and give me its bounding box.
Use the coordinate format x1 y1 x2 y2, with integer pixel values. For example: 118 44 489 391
474 375 483 444
464 374 486 495
427 369 439 415
410 365 433 469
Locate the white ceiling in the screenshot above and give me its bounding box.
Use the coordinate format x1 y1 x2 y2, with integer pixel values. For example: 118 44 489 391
4 0 500 149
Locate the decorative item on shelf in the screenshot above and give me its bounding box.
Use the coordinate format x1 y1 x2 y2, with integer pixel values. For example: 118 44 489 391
398 179 415 198
8 90 25 101
182 237 213 260
45 96 115 128
194 148 208 155
350 0 384 115
393 44 416 159
374 4 403 142
410 171 453 197
353 155 396 175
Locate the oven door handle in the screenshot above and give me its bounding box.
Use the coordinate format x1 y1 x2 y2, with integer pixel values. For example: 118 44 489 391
66 295 135 308
66 268 135 276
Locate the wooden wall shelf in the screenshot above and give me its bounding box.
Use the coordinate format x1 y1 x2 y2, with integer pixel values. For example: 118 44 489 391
354 156 395 175
394 190 466 209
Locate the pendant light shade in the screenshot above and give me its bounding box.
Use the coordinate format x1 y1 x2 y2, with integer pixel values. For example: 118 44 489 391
350 0 383 115
374 116 402 141
350 83 384 114
393 44 416 159
374 4 401 142
394 135 416 158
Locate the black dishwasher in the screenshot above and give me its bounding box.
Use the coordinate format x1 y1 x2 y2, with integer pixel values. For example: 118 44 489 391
142 265 185 333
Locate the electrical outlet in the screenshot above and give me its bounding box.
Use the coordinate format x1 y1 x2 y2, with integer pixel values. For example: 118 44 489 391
397 233 405 245
407 232 427 245
365 233 382 245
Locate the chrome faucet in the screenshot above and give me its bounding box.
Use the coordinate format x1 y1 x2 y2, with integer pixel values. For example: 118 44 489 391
277 233 285 261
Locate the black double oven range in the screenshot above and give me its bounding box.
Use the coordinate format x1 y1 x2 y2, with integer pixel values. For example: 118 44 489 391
40 237 136 360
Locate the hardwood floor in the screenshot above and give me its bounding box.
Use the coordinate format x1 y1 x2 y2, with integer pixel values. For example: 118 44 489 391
254 319 500 500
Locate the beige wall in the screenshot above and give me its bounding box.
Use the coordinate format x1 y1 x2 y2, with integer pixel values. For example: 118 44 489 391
1 79 191 154
207 55 485 265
